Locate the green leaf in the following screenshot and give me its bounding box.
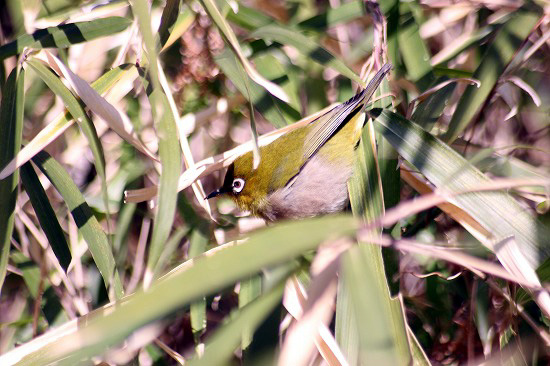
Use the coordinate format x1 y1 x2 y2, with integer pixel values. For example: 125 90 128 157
0 67 24 290
370 108 550 267
20 162 71 271
144 90 181 277
373 72 400 210
189 228 209 340
433 67 474 79
341 246 406 365
335 277 360 366
25 59 106 172
297 1 365 30
411 77 456 131
12 252 41 298
189 282 284 366
112 201 136 265
199 0 290 102
397 4 435 91
443 10 539 142
26 58 110 228
343 80 415 363
381 0 400 79
0 63 136 181
239 275 262 350
158 0 181 47
6 215 357 365
132 0 182 278
31 151 123 300
474 152 550 198
408 326 431 366
214 48 294 127
154 226 188 278
5 0 26 37
253 51 301 113
226 4 274 30
349 120 384 222
250 24 363 85
0 17 132 60
431 26 494 66
160 4 194 51
337 120 380 365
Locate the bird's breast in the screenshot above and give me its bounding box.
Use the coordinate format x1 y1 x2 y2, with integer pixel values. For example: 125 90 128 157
260 151 353 221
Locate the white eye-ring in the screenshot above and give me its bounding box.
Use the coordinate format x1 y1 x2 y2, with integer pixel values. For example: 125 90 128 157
232 178 245 193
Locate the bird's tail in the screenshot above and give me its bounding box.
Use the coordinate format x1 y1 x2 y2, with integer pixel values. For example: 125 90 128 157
302 63 392 161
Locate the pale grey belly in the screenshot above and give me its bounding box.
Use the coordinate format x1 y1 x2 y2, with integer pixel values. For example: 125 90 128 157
262 154 353 221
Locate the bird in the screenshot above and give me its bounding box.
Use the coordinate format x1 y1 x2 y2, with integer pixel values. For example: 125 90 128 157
206 63 392 221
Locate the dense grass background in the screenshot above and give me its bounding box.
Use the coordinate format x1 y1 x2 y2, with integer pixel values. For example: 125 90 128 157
0 0 549 365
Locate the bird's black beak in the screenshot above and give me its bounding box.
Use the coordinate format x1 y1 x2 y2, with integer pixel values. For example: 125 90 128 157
206 164 234 200
205 186 229 200
205 189 222 200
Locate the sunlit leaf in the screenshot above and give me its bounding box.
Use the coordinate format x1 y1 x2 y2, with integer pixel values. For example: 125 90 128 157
0 64 139 180
132 0 182 284
200 0 290 102
0 17 132 60
250 25 363 85
1 216 356 365
443 10 539 142
397 3 435 91
214 48 295 127
31 151 123 300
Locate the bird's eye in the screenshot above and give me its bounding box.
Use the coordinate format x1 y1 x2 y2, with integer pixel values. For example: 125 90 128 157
232 178 245 193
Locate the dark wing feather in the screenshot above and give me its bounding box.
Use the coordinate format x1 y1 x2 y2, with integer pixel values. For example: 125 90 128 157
302 63 392 162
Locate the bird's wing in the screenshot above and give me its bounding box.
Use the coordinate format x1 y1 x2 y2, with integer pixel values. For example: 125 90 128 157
302 63 392 163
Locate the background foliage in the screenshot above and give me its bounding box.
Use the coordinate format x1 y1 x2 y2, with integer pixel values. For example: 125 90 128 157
0 0 549 365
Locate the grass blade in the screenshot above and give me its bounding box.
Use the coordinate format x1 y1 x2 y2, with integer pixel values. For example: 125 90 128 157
239 275 262 350
132 0 182 284
20 162 71 271
371 108 550 267
341 246 401 365
443 9 539 142
199 0 290 102
158 0 182 47
0 17 132 60
31 151 123 300
431 26 494 66
26 57 110 222
250 25 363 85
189 228 209 343
0 67 24 291
37 51 156 160
253 51 302 114
226 4 274 30
297 1 365 30
0 64 139 180
343 65 427 364
160 4 194 52
214 48 296 127
397 3 435 91
410 76 456 131
2 216 357 365
189 282 285 366
344 115 413 364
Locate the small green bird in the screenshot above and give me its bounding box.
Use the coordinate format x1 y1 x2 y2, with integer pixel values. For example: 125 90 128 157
207 64 391 221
